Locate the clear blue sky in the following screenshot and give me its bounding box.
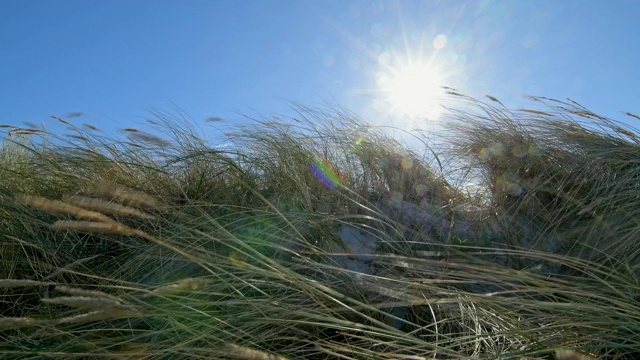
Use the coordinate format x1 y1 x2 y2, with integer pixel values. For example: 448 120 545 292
2 0 639 142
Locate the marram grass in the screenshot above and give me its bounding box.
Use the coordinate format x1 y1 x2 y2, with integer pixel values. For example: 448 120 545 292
1 93 639 359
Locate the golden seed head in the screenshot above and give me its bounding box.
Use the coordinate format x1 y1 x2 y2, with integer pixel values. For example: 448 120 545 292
91 182 162 209
51 220 133 235
18 195 115 223
62 195 155 220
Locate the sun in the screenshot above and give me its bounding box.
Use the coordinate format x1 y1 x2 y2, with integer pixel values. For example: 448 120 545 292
383 63 446 119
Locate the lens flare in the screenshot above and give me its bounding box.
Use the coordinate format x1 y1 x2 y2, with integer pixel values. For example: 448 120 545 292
310 158 344 190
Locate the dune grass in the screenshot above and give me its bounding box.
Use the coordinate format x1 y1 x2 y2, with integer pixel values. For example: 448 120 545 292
1 93 639 359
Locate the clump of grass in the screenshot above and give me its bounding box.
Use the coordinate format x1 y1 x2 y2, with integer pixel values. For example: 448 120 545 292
444 93 640 273
0 94 639 359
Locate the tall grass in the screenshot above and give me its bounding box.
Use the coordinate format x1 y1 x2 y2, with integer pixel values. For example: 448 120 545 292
1 93 638 359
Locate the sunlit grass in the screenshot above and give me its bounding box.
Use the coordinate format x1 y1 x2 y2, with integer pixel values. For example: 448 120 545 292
1 93 639 359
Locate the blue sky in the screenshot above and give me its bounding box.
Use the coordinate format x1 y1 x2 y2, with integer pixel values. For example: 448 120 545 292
1 0 639 143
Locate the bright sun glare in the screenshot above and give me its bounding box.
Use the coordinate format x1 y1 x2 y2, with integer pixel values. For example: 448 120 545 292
384 63 446 119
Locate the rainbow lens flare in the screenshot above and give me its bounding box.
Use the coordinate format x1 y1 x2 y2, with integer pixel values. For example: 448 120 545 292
310 158 343 190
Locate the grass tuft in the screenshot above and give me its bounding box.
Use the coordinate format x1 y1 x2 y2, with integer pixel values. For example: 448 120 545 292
1 92 639 359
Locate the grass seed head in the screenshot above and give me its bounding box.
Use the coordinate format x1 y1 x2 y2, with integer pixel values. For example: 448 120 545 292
92 182 162 209
126 131 172 147
82 123 99 131
0 317 42 330
42 296 122 309
55 306 144 324
226 344 289 360
52 220 138 236
51 220 156 243
18 195 115 223
555 350 597 360
51 116 71 125
143 278 210 297
62 194 155 220
54 285 124 304
0 279 56 288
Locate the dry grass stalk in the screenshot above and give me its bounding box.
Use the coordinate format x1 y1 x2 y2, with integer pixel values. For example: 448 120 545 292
226 344 289 360
18 195 115 223
55 285 124 304
143 278 210 297
51 220 151 240
0 279 56 288
92 182 161 209
62 194 155 220
42 296 122 309
0 317 42 330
